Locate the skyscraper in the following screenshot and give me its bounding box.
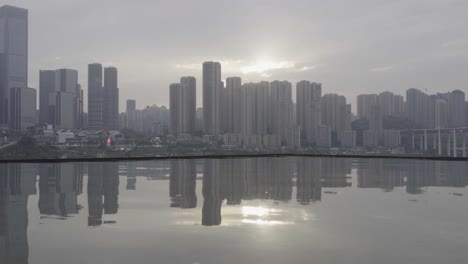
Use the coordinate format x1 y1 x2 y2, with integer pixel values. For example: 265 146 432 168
243 82 269 137
202 61 221 135
225 77 243 134
39 70 55 125
180 76 196 134
357 94 379 120
169 83 181 135
466 101 468 126
9 87 36 131
434 99 448 128
448 90 465 128
321 94 351 145
0 5 28 129
42 69 82 129
270 80 293 141
296 81 322 145
126 99 136 112
88 63 103 128
169 77 197 135
379 91 395 117
103 67 119 129
406 88 434 129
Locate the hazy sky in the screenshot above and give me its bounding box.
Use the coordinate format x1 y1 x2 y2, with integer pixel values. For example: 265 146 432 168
9 0 468 111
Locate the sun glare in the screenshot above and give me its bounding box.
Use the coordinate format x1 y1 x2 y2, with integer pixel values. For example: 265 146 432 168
240 60 295 74
242 206 270 217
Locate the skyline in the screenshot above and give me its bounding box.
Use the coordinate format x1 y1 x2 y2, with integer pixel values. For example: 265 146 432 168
6 0 468 110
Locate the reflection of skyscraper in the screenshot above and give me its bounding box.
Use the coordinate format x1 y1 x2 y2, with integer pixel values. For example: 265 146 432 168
357 159 405 191
296 158 322 204
87 162 119 226
221 159 245 205
38 163 84 216
268 158 293 202
404 160 467 194
321 158 352 188
170 160 197 209
125 162 137 190
0 164 36 264
202 160 222 226
103 163 119 215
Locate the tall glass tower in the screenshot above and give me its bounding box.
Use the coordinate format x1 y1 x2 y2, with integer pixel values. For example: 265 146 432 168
0 5 28 129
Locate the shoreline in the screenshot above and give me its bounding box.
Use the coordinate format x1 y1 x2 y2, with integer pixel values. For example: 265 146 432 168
1 153 467 164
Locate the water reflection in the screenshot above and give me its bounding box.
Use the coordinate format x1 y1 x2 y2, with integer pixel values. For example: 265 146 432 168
170 160 197 209
87 163 119 226
0 164 36 264
0 158 467 263
38 163 83 217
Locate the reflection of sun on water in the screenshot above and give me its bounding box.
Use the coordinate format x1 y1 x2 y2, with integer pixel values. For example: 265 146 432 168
242 206 270 217
241 206 293 226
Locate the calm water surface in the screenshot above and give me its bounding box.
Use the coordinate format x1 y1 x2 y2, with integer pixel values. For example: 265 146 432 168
1 157 468 264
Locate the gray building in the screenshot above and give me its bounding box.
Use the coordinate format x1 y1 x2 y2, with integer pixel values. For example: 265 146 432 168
39 70 55 124
296 81 322 145
0 5 28 129
180 76 196 134
126 99 136 112
9 87 36 131
169 83 181 135
103 67 119 129
243 82 269 137
321 94 351 146
88 63 103 128
406 88 434 129
466 101 468 126
379 91 405 117
448 90 465 128
434 99 448 128
41 69 82 129
269 81 293 140
225 77 243 134
202 61 221 135
170 77 196 135
357 94 379 120
49 91 74 129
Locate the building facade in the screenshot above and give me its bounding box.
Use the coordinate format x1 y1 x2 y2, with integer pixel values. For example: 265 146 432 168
296 81 322 146
9 87 36 131
202 61 221 135
88 63 103 128
103 67 119 129
0 5 28 129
